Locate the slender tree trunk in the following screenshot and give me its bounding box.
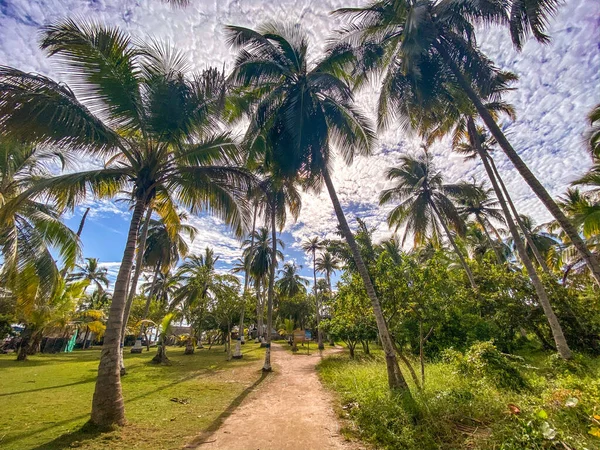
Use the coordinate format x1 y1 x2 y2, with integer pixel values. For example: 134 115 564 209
262 206 276 372
91 197 146 427
120 207 152 373
322 168 409 391
16 325 33 361
469 118 572 359
419 321 425 388
488 157 552 274
437 42 600 287
234 206 257 358
255 279 262 343
477 217 504 265
313 248 324 350
82 326 90 350
76 207 91 237
430 202 478 289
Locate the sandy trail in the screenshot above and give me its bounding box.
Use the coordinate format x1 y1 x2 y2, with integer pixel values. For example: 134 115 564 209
186 343 362 450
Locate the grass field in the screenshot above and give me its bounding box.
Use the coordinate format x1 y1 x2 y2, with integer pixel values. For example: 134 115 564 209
318 347 600 450
0 344 267 450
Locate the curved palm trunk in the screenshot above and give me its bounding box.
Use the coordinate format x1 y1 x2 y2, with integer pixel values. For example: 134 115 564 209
76 207 91 237
91 198 146 427
322 168 409 391
477 216 504 265
437 43 600 287
312 248 324 350
120 207 152 372
234 206 257 359
488 157 552 274
262 206 276 372
469 118 572 359
430 202 477 289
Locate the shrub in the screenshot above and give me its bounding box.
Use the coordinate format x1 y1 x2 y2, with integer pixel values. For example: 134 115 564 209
447 341 529 391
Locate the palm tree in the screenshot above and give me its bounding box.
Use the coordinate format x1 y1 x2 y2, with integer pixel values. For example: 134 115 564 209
315 251 341 298
587 104 600 158
510 215 560 266
243 226 283 344
276 261 308 299
379 152 477 289
454 128 552 274
0 139 80 314
171 248 222 353
226 23 409 391
0 20 252 427
301 237 325 349
463 117 572 359
455 182 506 265
334 0 600 286
69 258 110 293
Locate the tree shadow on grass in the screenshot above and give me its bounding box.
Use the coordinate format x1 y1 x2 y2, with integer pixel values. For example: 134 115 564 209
183 370 271 448
0 377 96 397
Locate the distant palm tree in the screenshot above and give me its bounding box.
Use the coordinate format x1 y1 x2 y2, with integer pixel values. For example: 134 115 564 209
315 251 341 297
0 20 252 426
302 237 325 349
587 104 600 158
334 0 600 286
276 261 308 299
379 152 477 289
69 258 110 293
243 226 284 345
226 23 409 391
455 182 506 265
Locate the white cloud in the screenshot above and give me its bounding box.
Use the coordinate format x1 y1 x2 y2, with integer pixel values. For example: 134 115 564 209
1 0 598 262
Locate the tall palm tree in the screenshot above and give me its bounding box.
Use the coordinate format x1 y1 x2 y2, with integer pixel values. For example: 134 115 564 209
69 258 110 293
510 215 560 266
463 117 572 359
334 0 600 286
455 182 506 265
226 23 410 391
276 261 308 299
0 20 252 427
301 237 325 349
315 251 341 298
379 152 478 289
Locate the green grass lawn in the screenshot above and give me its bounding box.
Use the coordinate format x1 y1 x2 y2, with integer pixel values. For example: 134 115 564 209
0 343 267 450
318 347 600 450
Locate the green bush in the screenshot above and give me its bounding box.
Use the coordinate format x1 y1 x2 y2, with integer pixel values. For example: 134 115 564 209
446 341 530 392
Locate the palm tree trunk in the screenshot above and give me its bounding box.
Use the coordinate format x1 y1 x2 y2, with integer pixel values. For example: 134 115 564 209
436 42 600 287
76 207 91 237
488 156 552 274
477 216 504 265
430 202 478 289
82 326 90 350
313 248 324 350
91 197 146 427
137 260 162 351
322 168 409 392
469 118 572 359
255 279 262 343
120 207 152 373
262 206 276 372
234 206 257 358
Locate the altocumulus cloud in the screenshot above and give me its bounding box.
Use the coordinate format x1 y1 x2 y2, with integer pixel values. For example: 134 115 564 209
1 0 598 273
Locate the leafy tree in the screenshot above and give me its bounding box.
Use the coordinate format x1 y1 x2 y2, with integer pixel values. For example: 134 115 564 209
0 20 252 426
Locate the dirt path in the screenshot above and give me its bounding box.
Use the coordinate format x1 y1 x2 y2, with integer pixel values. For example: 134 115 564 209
186 343 363 450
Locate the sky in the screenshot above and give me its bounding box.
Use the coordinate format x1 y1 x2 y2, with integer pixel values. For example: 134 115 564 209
1 0 599 288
